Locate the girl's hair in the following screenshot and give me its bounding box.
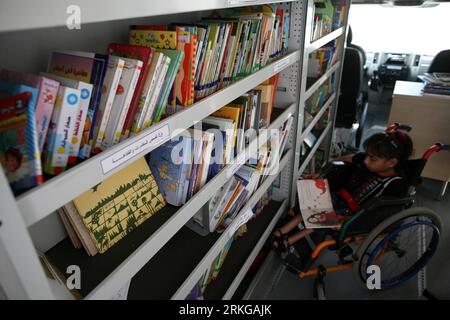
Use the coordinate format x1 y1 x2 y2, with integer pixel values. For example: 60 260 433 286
363 131 413 166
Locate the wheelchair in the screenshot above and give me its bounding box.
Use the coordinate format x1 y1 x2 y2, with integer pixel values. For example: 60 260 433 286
280 123 448 296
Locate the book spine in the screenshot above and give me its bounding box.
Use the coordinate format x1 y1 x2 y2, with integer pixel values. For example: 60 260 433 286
153 52 183 123
131 54 164 134
111 62 142 145
101 59 143 150
141 56 170 129
68 82 93 165
35 78 59 152
92 57 125 154
43 86 81 175
78 57 106 160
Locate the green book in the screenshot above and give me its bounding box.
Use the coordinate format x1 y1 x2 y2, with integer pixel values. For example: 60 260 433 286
153 49 184 122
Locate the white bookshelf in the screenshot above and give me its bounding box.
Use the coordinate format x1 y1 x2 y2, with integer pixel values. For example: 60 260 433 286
0 0 350 300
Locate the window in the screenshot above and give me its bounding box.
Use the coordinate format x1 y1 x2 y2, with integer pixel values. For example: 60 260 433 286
348 3 450 56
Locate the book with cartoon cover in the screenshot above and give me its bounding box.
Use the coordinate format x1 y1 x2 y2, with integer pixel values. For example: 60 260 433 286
0 92 42 194
297 179 340 229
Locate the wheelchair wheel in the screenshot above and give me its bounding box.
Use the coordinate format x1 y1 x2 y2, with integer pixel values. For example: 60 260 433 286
352 207 442 290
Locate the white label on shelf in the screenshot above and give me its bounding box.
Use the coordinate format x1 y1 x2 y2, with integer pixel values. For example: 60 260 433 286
226 151 248 179
274 57 290 73
101 124 170 174
227 0 258 5
228 208 254 238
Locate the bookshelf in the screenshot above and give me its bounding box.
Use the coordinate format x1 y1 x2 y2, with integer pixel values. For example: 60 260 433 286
290 0 350 207
0 0 350 300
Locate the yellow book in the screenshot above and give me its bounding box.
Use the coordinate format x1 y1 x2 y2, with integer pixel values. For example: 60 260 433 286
129 30 177 49
211 106 240 149
255 84 274 129
72 158 166 253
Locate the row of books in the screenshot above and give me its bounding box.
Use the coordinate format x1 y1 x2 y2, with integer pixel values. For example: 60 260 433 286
185 190 272 300
205 114 292 233
147 78 279 208
0 5 289 195
129 5 290 109
0 44 183 194
421 72 450 96
304 76 335 127
310 0 346 42
307 46 337 79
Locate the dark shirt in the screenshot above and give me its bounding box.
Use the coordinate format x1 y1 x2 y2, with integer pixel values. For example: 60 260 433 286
344 152 409 204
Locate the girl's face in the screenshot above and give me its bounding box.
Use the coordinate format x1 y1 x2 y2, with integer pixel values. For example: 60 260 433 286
5 154 20 172
363 151 398 174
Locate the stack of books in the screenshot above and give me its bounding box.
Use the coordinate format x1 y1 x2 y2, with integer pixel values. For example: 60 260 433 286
422 72 450 96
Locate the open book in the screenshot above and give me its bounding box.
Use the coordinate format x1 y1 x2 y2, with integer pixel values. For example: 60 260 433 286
297 179 341 229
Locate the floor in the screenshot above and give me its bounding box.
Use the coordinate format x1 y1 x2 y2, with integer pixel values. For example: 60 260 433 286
252 86 450 300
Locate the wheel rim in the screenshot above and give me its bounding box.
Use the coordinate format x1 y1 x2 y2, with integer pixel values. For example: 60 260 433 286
358 216 440 289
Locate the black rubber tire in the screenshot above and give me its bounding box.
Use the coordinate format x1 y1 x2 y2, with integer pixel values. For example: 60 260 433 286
352 207 442 289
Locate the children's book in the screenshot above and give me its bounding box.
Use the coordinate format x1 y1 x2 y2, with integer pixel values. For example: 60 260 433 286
100 57 142 150
72 157 166 254
147 132 193 206
91 56 125 154
42 86 81 175
0 70 59 152
297 179 340 229
40 73 93 166
0 92 42 194
107 44 154 140
47 51 108 159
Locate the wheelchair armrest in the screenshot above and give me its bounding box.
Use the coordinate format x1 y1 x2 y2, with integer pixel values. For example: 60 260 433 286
361 196 413 212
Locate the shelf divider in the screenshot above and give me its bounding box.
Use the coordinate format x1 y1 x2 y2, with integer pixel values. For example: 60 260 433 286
298 123 332 177
307 27 344 54
299 92 336 143
304 61 340 101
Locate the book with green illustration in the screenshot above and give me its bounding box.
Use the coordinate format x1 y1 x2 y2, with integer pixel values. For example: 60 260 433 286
72 157 166 253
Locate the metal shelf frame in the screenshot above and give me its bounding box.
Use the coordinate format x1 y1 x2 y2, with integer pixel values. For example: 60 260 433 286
0 0 350 300
290 0 350 208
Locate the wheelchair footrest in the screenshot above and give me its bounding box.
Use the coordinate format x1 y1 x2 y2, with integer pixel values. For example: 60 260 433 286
282 238 314 274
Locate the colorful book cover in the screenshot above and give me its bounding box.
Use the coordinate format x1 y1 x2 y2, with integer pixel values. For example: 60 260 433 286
72 157 166 254
140 55 170 130
43 86 81 175
91 56 125 154
147 133 193 206
129 29 177 49
40 73 93 166
297 179 340 229
153 49 184 123
0 92 42 194
107 44 154 140
47 52 107 159
130 52 165 134
211 105 240 158
0 70 59 152
101 57 142 150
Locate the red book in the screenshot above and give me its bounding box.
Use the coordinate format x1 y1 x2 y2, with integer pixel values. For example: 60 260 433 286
107 43 154 139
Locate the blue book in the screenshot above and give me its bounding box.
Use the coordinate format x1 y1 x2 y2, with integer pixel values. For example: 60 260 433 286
0 92 42 194
147 134 193 206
